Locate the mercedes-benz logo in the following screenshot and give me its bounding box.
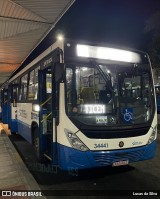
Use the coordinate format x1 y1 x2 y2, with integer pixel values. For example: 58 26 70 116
119 141 124 148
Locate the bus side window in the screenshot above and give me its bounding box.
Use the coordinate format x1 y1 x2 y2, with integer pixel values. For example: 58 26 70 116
19 74 28 100
28 68 39 100
12 86 18 107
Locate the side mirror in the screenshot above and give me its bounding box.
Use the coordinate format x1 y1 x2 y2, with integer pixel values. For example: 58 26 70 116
54 63 64 83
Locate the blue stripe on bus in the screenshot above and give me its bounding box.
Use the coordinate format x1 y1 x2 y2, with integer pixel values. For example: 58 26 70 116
10 119 18 133
17 120 32 144
57 141 156 170
2 104 9 124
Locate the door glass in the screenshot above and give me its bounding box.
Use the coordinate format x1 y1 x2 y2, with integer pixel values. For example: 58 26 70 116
43 70 52 134
46 73 52 94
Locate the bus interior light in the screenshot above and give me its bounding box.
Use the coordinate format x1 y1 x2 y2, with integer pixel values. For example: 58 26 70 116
76 44 141 63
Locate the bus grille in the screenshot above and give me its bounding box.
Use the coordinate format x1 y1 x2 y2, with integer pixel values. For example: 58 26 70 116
93 149 145 166
83 126 150 139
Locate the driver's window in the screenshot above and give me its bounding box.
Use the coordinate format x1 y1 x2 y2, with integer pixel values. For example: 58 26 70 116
66 68 73 111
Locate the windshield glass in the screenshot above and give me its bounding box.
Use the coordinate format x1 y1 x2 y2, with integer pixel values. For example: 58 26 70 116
66 63 154 127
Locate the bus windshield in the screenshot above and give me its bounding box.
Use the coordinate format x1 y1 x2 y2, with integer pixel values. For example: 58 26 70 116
66 63 154 127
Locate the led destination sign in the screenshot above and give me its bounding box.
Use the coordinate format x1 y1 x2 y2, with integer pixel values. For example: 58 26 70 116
80 104 106 114
76 44 141 63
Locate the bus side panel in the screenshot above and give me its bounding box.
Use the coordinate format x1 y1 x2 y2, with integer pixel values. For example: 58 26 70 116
10 105 18 133
2 103 10 124
11 119 18 133
17 103 33 144
17 120 32 143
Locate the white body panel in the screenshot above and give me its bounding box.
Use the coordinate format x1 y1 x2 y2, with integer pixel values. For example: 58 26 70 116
17 103 39 126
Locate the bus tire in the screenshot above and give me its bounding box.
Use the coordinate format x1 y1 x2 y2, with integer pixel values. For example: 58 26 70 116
33 127 44 162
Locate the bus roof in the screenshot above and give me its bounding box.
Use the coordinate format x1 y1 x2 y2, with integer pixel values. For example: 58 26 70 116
0 0 75 87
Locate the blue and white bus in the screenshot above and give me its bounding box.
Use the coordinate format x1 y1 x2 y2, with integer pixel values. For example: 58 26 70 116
0 39 157 170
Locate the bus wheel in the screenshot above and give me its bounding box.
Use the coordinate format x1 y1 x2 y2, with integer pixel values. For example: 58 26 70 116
33 127 44 162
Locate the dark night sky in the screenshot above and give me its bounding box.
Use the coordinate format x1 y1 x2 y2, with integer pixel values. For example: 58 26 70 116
22 0 160 67
55 0 160 49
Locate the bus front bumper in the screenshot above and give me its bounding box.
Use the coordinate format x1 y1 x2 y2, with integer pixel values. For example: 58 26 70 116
57 141 156 170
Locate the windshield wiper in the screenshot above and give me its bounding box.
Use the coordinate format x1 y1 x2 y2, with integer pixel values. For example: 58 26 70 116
95 63 114 92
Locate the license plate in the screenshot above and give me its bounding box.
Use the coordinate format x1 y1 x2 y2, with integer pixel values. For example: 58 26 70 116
112 160 129 167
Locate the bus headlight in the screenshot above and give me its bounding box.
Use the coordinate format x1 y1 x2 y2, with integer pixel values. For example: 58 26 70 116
147 126 157 145
65 130 89 151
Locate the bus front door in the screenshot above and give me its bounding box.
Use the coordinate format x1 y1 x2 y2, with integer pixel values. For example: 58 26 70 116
38 68 56 163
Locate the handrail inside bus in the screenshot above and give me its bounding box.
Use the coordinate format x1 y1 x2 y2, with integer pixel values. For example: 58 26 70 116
41 112 52 123
40 96 52 107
